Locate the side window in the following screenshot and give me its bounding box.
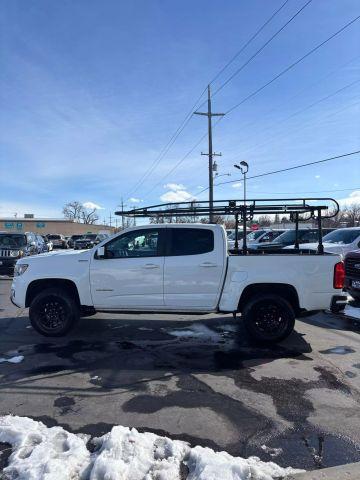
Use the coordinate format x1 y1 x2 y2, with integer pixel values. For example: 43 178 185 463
169 228 214 256
27 233 35 244
105 229 160 258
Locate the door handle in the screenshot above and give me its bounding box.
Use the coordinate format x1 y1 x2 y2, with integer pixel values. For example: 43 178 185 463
143 263 160 269
199 262 217 267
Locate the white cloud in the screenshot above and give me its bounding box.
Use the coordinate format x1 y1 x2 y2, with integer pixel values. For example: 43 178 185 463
232 182 242 188
315 175 320 179
128 197 141 203
164 183 186 192
83 201 104 210
160 189 196 203
338 190 360 207
197 185 204 189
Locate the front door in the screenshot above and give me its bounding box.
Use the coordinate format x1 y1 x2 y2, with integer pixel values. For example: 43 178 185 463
90 228 165 309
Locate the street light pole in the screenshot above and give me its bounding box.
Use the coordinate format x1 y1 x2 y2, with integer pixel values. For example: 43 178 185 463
234 161 249 253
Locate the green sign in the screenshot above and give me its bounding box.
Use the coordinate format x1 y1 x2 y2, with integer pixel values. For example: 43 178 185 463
16 223 23 229
36 222 46 228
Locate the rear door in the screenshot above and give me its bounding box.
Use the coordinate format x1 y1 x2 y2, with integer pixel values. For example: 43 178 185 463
90 228 165 308
164 227 225 309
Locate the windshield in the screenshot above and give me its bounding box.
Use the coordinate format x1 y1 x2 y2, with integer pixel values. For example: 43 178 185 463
247 230 266 242
48 235 60 239
0 234 27 248
81 234 97 240
71 235 83 240
323 229 360 245
272 229 313 243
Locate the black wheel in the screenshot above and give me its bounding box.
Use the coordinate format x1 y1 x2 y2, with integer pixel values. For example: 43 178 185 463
242 294 295 344
29 288 79 336
331 304 346 314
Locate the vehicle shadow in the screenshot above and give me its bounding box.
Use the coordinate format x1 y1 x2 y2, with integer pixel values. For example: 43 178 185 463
0 314 312 391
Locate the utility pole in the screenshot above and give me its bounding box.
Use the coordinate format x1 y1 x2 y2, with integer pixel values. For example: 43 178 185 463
108 212 113 227
194 85 224 222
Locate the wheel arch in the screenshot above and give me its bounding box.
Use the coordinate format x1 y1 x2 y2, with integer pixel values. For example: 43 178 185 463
25 278 80 308
238 283 300 314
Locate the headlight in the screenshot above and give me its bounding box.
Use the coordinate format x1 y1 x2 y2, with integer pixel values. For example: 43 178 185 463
14 264 29 276
10 250 20 257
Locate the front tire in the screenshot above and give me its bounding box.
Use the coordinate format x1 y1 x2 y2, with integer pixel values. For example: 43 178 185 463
29 288 79 336
242 294 295 344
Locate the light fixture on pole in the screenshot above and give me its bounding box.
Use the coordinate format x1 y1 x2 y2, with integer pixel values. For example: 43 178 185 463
234 161 249 207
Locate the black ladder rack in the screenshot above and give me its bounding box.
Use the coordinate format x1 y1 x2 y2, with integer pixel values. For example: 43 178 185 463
115 197 339 255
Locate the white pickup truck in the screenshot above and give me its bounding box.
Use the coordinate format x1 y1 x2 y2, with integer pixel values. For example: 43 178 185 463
10 224 347 343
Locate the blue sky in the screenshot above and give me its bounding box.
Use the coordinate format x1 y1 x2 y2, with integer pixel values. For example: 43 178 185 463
0 0 359 224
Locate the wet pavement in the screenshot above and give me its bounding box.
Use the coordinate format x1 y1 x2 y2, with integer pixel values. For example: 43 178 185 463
1 277 360 471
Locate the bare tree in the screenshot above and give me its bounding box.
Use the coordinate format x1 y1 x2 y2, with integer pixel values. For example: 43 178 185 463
63 201 83 222
81 207 100 225
63 201 100 224
343 203 360 227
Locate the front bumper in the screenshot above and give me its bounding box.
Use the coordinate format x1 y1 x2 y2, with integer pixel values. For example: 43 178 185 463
344 277 360 299
0 258 17 275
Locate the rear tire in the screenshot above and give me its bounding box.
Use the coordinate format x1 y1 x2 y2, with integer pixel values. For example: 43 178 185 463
29 288 79 337
242 294 295 344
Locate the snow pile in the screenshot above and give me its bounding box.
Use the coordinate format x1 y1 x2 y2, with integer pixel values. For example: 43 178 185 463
0 416 90 480
0 416 303 480
91 426 188 479
187 446 298 480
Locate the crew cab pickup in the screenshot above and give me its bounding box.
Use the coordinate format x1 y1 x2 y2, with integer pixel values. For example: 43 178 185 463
10 224 347 343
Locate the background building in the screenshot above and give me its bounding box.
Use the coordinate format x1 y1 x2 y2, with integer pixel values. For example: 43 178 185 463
0 217 115 236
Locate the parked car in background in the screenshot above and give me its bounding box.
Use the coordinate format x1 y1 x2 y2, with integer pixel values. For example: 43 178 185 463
47 234 68 249
67 234 84 249
0 232 38 275
345 250 360 301
260 228 334 250
74 233 109 250
289 228 360 256
228 229 285 250
35 234 48 254
42 235 53 251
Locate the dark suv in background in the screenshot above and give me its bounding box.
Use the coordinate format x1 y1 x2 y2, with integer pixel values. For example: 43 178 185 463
0 232 38 275
67 234 83 249
344 250 360 301
74 233 108 250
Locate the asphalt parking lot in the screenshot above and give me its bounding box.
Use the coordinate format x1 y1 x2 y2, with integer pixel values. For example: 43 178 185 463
1 276 360 472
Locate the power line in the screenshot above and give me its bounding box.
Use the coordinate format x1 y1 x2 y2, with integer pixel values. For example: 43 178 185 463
211 0 313 98
227 187 360 195
125 86 208 198
209 0 291 86
197 150 360 194
231 78 360 160
145 16 360 195
135 2 295 198
224 54 360 141
225 14 360 115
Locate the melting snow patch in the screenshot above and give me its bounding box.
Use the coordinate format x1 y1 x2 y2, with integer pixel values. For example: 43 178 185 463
0 355 24 364
0 415 304 480
260 444 283 458
344 305 360 320
165 324 222 342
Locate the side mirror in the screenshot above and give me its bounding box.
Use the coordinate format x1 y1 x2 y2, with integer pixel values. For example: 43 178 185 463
97 246 105 258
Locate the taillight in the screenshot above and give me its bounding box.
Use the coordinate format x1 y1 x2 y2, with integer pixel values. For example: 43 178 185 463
333 261 345 289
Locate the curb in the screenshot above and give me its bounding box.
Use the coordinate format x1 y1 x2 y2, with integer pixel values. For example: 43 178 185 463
285 462 360 480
